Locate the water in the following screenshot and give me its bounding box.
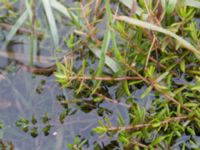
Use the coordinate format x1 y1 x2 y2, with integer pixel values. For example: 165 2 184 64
0 23 129 149
0 64 129 149
0 2 108 147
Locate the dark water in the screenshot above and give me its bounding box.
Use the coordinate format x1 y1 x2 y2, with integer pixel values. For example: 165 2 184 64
0 64 129 149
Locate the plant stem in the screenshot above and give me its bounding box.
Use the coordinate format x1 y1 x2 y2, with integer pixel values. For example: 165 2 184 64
107 116 188 131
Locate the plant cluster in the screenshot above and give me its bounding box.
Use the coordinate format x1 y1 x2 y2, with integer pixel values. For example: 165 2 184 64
1 0 200 149
54 0 200 149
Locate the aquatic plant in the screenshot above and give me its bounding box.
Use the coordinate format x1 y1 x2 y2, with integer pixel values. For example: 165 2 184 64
0 0 200 149
54 0 200 149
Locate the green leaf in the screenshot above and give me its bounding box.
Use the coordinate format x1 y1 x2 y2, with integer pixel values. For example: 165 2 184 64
54 72 66 79
152 122 161 128
156 71 169 83
67 33 74 49
141 86 153 99
180 60 185 72
124 80 131 96
118 135 129 145
51 0 80 27
184 103 199 108
134 104 146 123
151 135 167 146
93 127 107 134
191 85 200 92
91 29 111 94
95 30 111 76
187 127 196 135
146 65 155 78
118 112 125 125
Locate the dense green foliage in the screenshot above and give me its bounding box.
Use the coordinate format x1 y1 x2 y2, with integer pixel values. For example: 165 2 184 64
0 0 200 149
54 1 200 149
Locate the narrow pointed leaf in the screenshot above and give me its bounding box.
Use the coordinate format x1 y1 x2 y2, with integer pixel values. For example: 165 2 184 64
43 0 59 47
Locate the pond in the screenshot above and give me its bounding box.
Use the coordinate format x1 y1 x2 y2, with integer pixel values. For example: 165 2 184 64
1 0 200 150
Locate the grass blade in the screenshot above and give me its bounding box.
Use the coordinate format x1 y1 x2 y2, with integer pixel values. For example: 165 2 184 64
3 10 28 48
91 0 112 94
91 30 111 94
89 46 119 73
95 30 111 76
50 0 80 27
43 0 59 47
105 1 122 61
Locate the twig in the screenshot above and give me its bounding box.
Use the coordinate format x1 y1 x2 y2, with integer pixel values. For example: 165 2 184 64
94 0 101 18
143 0 161 26
131 140 149 148
66 75 140 81
80 2 101 45
144 34 156 70
83 83 131 108
107 116 188 131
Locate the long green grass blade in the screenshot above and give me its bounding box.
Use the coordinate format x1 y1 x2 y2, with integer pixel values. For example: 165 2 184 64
105 1 122 61
3 10 28 48
25 0 32 20
50 0 80 27
91 30 111 94
43 0 59 47
89 46 119 73
50 0 72 19
115 16 200 60
95 30 111 76
91 0 112 94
